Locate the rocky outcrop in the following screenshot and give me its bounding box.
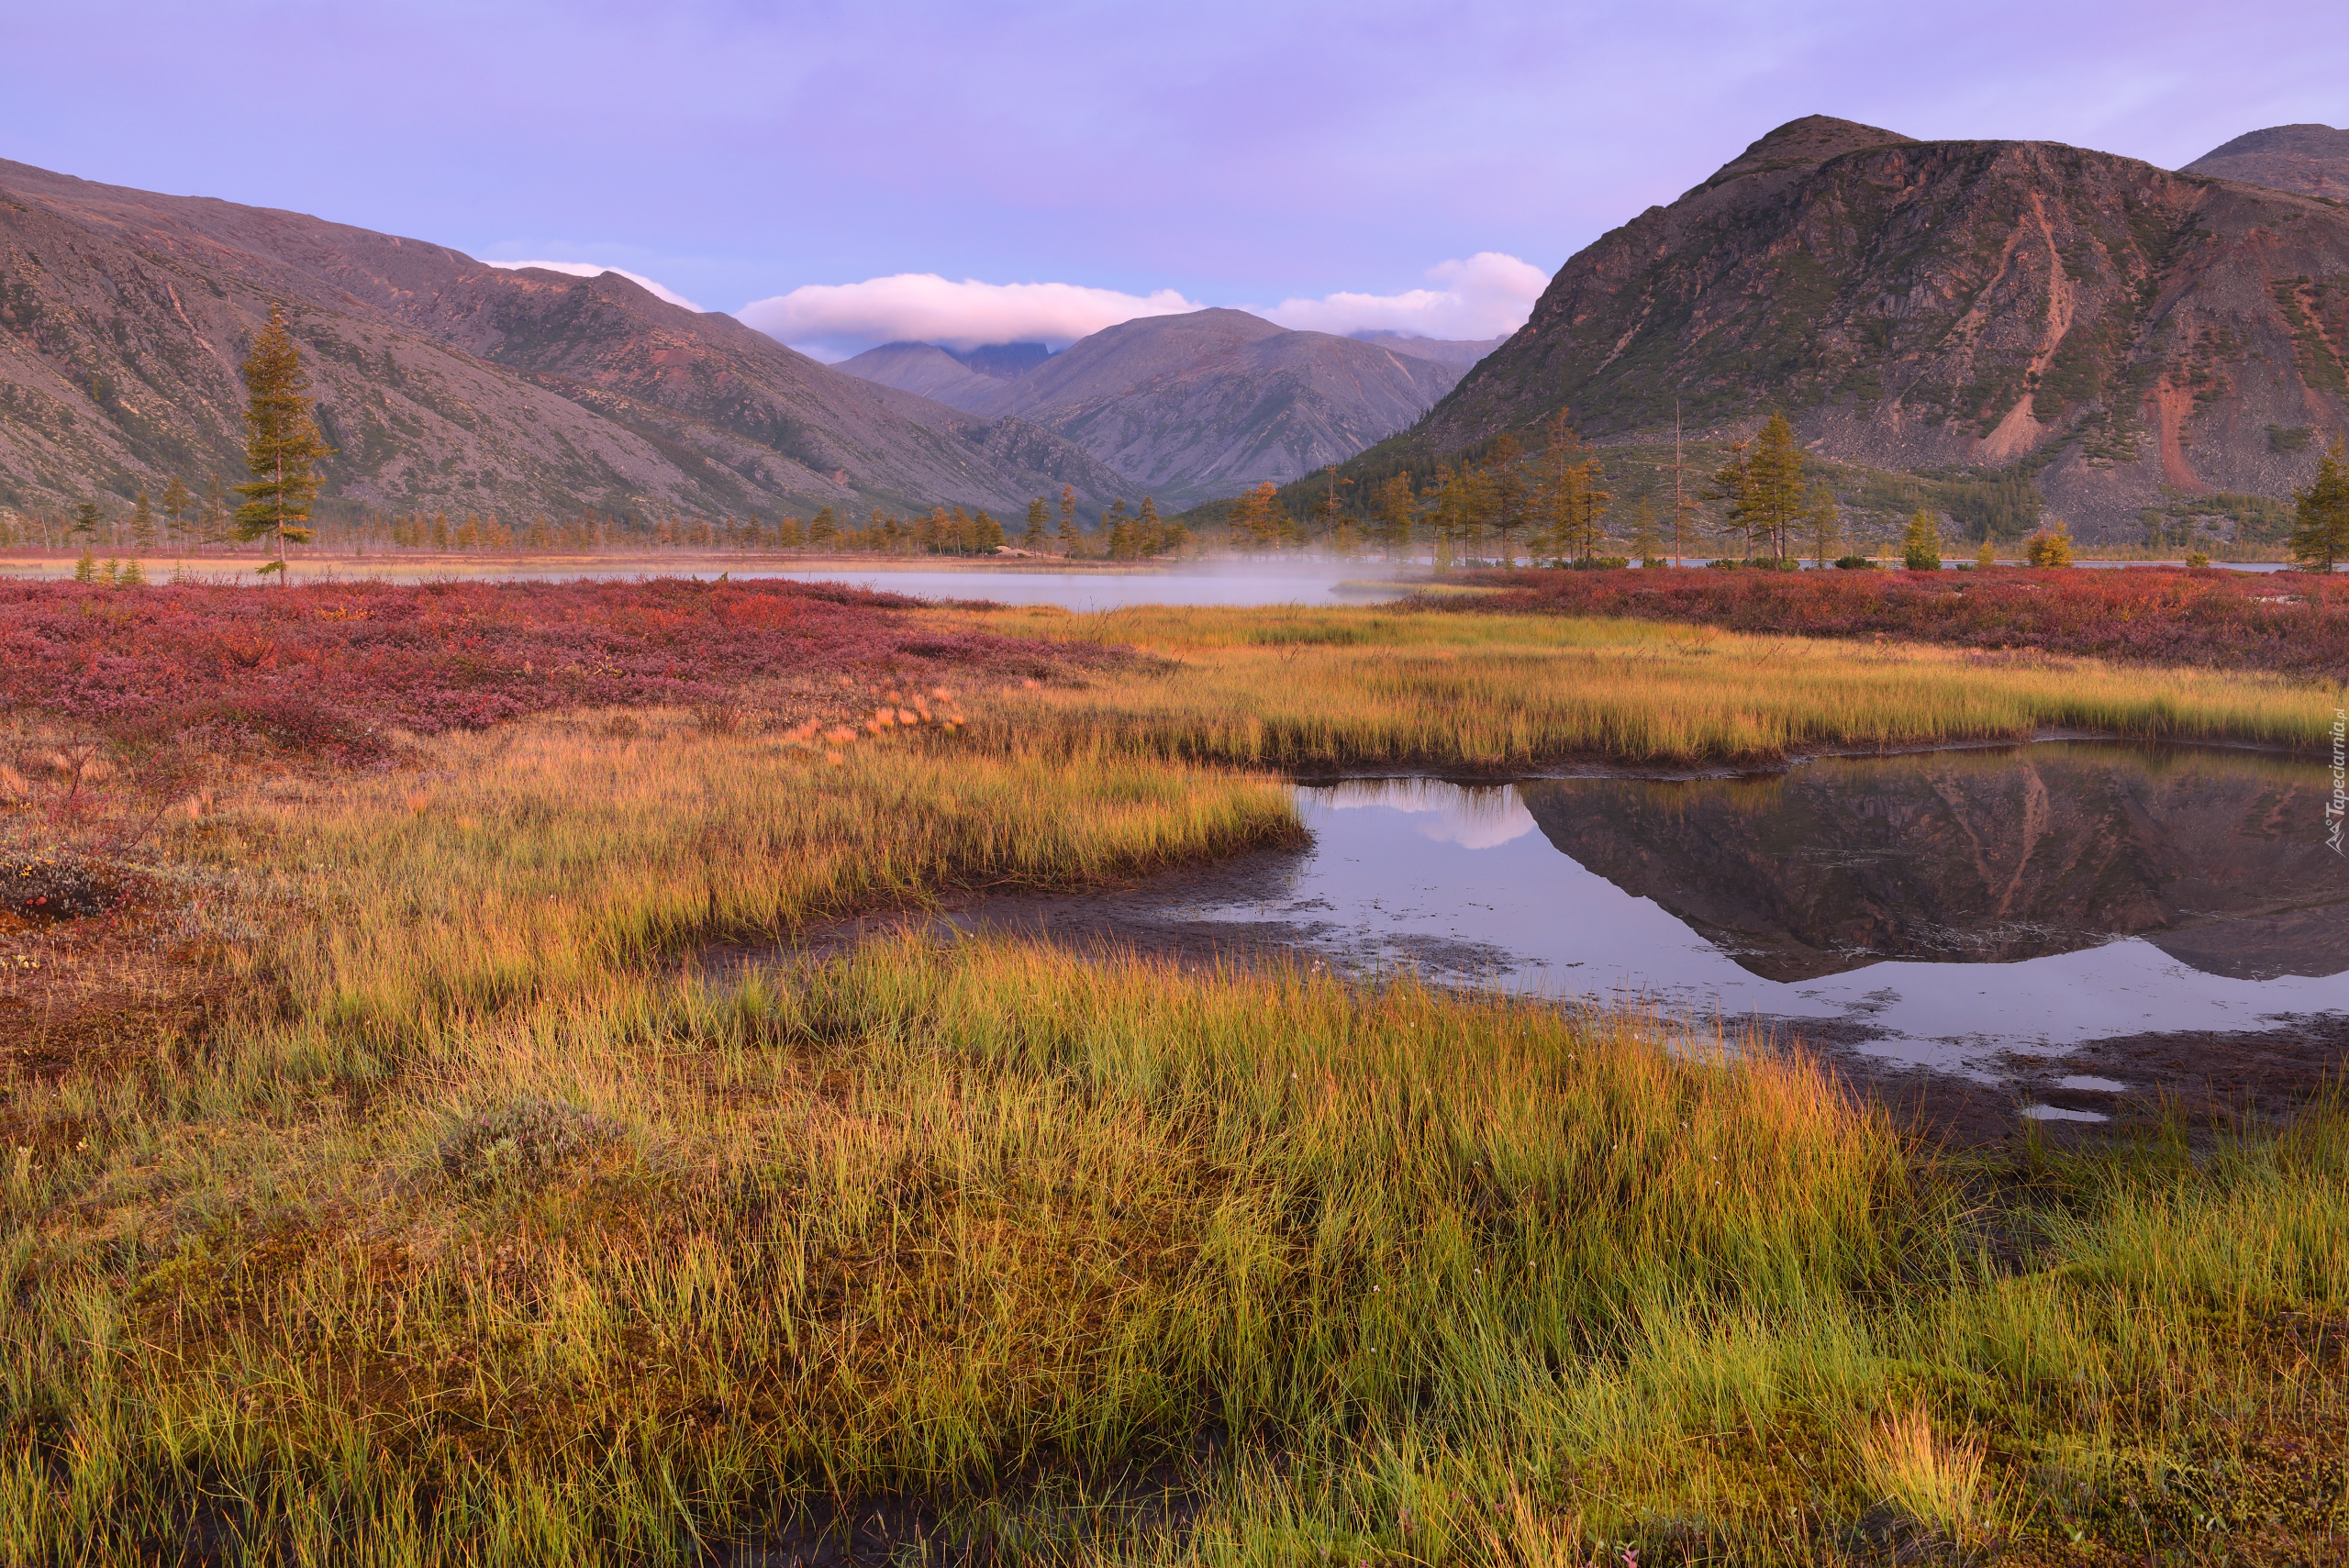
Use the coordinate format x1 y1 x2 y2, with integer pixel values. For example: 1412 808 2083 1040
0 158 1119 520
1519 743 2349 983
1394 117 2349 539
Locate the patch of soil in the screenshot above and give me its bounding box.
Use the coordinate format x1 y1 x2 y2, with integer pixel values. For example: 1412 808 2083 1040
1 855 124 921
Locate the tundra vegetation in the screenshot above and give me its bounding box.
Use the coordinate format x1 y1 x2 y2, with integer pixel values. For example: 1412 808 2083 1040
2 579 2345 1564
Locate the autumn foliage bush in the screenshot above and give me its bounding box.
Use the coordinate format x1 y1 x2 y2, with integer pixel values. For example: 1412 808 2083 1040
0 578 1088 762
1459 565 2349 674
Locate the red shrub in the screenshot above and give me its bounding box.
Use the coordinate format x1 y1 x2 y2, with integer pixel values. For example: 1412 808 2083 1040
3 578 1085 761
1456 567 2349 674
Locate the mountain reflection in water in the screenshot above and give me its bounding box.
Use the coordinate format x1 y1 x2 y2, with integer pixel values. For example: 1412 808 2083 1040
1170 743 2349 1072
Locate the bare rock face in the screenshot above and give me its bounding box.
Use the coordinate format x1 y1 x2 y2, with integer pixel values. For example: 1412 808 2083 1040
2185 124 2349 203
0 158 1120 520
1401 117 2349 539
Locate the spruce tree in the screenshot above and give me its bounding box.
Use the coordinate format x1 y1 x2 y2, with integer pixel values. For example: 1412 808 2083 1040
1023 497 1049 550
233 308 333 580
2288 439 2349 572
131 488 158 550
71 500 102 545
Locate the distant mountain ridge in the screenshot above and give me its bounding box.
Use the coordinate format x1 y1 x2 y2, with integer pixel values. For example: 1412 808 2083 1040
2184 124 2349 202
0 157 1127 520
1373 116 2349 539
839 308 1472 506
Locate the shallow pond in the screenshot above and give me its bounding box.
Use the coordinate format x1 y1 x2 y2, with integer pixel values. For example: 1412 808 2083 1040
931 741 2349 1106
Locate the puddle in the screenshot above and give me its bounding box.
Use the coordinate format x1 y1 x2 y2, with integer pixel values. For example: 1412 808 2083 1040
2021 1105 2111 1123
849 741 2349 1096
753 740 2349 1138
1119 744 2349 1080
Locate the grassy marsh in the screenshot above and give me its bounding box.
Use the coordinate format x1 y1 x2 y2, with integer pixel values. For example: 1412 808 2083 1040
934 604 2339 769
4 587 2347 1562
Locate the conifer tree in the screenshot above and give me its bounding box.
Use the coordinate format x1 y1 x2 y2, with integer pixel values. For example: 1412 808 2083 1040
131 488 158 550
808 506 838 546
233 308 333 580
1485 433 1530 566
1537 411 1609 562
1803 481 1840 566
2288 439 2349 572
1370 473 1416 562
1902 509 1943 571
1057 486 1079 554
1136 496 1163 556
1023 497 1049 550
198 475 229 542
1626 496 1662 565
160 475 192 547
71 500 102 545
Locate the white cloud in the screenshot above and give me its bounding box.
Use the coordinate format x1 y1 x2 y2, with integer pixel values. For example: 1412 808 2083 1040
735 273 1205 357
1260 252 1548 341
484 260 703 312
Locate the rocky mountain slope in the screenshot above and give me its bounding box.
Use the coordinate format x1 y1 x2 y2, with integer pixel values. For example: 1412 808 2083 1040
0 158 1124 521
833 342 1009 413
1386 117 2349 539
1349 330 1509 367
841 308 1464 506
2184 124 2349 202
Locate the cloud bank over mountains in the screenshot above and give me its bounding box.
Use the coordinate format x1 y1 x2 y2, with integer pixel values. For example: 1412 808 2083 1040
483 260 704 312
1258 253 1547 341
738 276 1206 361
737 253 1547 361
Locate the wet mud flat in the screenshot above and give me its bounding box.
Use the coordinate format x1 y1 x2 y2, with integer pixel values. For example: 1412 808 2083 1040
707 740 2349 1150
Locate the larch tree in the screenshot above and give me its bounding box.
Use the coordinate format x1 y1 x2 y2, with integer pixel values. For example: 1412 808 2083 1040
198 475 229 542
1057 485 1079 554
1022 497 1049 550
1626 496 1661 565
233 308 333 581
2288 439 2349 572
1484 432 1530 566
160 475 192 547
1537 410 1609 562
1371 472 1416 562
1709 414 1806 561
1803 481 1841 566
130 488 157 551
1902 509 1944 571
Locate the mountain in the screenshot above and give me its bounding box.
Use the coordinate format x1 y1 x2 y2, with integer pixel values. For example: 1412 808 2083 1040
832 342 1008 413
2184 124 2349 202
839 308 1463 507
0 158 1125 521
1386 117 2349 539
1350 330 1510 367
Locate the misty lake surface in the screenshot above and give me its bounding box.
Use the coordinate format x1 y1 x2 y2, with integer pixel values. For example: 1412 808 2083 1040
1115 741 2349 1079
0 559 1416 607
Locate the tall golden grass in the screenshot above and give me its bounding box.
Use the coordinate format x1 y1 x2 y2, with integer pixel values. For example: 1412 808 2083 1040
938 603 2338 766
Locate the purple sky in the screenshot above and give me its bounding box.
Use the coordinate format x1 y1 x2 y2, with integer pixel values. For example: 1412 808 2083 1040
7 1 2344 355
